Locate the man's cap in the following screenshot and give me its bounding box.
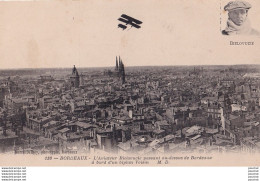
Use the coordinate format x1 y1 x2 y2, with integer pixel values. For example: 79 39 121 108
224 1 252 11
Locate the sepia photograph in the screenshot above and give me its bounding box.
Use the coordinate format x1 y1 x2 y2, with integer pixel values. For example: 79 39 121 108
221 0 260 36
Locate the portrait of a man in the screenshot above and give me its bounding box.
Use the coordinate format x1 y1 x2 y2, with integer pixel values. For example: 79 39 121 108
222 1 260 35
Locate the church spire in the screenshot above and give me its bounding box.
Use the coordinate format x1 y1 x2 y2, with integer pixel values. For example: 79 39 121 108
70 65 80 88
115 56 118 71
118 57 122 73
121 62 125 84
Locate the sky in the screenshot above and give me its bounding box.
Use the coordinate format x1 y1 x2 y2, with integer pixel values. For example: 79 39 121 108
0 0 259 69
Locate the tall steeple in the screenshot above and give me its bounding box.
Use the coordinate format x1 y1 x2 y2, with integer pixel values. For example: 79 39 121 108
115 57 118 71
70 65 80 88
121 62 125 84
114 56 126 84
118 57 122 74
72 65 78 75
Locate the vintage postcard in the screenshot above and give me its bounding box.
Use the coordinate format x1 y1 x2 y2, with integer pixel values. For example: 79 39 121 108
0 0 260 166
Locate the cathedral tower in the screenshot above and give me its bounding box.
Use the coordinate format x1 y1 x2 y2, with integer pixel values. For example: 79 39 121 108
70 65 80 88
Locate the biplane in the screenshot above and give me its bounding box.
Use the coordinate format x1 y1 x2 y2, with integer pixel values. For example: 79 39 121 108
118 14 143 30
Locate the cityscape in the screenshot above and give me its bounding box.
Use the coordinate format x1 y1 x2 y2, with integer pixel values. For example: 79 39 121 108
0 58 260 155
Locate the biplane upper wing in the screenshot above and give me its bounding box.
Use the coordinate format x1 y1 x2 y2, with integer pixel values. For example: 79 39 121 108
121 14 143 24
